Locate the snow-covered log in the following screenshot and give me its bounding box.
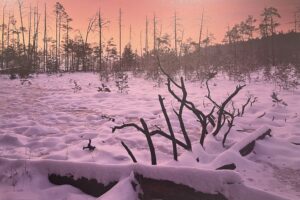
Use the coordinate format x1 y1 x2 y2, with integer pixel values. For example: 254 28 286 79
48 174 117 197
231 126 272 156
135 173 228 200
0 158 288 200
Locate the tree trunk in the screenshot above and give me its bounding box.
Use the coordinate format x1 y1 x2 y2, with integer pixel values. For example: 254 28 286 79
153 14 156 52
98 10 102 72
58 13 61 68
66 20 69 71
43 3 47 72
174 12 177 56
1 6 5 69
145 16 148 54
28 5 32 63
18 0 26 55
119 8 122 71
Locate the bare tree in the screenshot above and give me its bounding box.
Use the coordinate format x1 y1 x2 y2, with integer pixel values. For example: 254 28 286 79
7 12 10 49
129 24 132 44
17 0 26 55
157 55 252 147
32 6 40 70
174 11 178 56
79 15 96 71
119 8 122 71
198 9 204 50
97 9 109 72
1 4 5 69
153 13 157 52
28 5 32 61
139 30 142 56
54 2 65 71
145 16 149 54
43 3 47 72
65 17 72 71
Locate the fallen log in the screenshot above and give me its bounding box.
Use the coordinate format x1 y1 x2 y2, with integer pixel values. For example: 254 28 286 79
216 163 236 170
45 161 289 200
135 173 228 200
48 174 117 197
231 127 272 156
292 142 300 146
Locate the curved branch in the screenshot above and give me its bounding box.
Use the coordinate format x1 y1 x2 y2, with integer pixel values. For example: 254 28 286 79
150 129 188 149
121 141 137 163
222 118 234 147
159 95 178 161
112 123 144 134
140 119 157 165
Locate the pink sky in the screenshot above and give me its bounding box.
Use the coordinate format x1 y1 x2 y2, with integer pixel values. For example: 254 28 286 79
2 0 299 51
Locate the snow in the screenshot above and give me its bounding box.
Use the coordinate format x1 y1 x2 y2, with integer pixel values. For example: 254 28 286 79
230 126 270 152
97 175 137 200
0 72 299 199
0 157 288 200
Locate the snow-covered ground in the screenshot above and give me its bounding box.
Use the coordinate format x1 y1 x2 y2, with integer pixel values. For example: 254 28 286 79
0 72 299 200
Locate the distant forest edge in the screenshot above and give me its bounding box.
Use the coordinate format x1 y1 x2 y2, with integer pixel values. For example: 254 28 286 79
0 2 299 79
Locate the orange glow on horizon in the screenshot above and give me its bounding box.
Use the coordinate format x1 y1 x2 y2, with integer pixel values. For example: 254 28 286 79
1 0 298 52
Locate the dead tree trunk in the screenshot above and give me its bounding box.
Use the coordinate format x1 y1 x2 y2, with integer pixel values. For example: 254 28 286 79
119 8 122 71
153 13 157 52
43 3 47 72
145 16 148 54
98 10 102 72
28 5 32 63
55 6 59 71
32 7 40 71
65 18 71 72
233 128 272 156
6 12 10 68
58 10 61 68
198 9 204 50
174 11 178 56
82 16 95 71
1 5 5 69
18 0 26 55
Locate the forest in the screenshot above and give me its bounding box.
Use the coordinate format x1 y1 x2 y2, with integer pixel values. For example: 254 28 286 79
0 2 299 81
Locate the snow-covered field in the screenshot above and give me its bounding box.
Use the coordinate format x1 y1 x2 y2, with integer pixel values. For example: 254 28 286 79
0 72 299 200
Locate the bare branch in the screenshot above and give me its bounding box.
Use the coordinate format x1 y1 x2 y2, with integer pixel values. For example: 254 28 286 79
112 118 157 165
222 118 235 147
159 95 178 161
173 77 192 150
149 129 188 149
140 119 157 165
112 123 144 133
211 84 246 136
240 96 251 116
121 141 137 163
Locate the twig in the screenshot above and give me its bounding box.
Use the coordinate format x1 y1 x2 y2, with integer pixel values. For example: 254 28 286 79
121 141 137 163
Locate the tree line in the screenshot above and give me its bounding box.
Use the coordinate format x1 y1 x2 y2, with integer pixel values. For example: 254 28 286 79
0 2 299 79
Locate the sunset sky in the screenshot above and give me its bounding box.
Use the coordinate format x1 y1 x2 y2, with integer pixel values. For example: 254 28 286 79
1 0 299 51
